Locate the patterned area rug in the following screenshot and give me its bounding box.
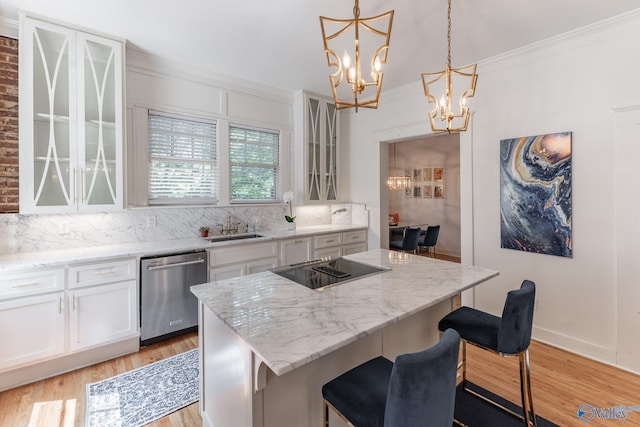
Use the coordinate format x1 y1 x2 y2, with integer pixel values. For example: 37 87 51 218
86 349 199 427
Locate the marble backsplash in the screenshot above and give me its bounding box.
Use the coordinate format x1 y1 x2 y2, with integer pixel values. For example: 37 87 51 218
0 203 368 255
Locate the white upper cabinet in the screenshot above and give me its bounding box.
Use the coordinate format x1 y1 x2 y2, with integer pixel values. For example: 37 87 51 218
294 91 340 203
19 14 124 213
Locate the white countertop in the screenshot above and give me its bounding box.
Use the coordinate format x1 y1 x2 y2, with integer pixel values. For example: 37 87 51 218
0 224 366 272
190 249 499 376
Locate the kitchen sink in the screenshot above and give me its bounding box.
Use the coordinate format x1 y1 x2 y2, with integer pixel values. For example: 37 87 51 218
204 233 264 242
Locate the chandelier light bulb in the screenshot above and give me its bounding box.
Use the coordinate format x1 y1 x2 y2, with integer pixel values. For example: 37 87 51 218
373 57 381 73
343 51 351 69
348 66 357 82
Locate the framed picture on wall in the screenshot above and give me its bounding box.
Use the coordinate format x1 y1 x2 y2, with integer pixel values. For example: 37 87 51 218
434 185 444 199
412 168 422 182
404 187 412 198
422 185 433 199
422 167 433 181
434 168 444 181
500 131 572 258
413 185 422 198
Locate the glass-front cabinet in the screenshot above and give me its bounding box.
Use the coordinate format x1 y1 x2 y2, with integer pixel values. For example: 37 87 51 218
19 15 124 213
294 91 339 203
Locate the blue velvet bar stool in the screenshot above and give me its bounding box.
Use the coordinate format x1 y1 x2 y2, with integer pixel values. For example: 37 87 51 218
418 225 440 258
438 280 537 426
389 227 421 254
322 328 461 427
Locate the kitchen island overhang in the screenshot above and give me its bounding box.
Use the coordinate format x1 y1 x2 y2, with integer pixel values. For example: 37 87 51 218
191 249 499 427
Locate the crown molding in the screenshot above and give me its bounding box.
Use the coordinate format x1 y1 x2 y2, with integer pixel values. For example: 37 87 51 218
0 16 18 38
126 47 294 105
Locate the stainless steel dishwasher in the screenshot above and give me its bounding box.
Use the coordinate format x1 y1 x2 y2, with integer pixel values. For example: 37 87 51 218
140 250 207 346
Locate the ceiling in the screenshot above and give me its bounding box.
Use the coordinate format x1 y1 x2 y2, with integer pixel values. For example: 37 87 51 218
1 0 639 97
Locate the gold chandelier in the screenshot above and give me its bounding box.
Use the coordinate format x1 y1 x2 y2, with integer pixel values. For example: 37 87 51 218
387 144 410 190
320 0 394 111
422 0 478 133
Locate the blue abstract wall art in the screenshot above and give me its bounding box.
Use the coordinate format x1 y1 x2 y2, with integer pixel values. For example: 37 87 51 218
500 132 572 258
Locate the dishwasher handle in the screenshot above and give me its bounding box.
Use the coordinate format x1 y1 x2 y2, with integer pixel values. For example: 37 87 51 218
146 258 206 271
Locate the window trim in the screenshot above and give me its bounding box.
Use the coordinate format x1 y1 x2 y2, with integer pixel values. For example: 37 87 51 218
147 110 219 205
229 123 281 204
128 105 292 208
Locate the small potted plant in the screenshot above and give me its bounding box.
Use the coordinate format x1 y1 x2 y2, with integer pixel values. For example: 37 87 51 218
199 226 209 237
283 191 296 231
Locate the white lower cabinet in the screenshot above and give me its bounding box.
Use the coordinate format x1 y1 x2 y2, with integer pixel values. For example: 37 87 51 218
280 237 312 266
209 241 278 280
0 258 137 377
0 292 65 370
313 230 367 259
343 242 367 255
69 280 137 351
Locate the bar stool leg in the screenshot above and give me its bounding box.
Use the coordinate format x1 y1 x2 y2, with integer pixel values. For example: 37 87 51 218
519 350 537 427
323 401 329 427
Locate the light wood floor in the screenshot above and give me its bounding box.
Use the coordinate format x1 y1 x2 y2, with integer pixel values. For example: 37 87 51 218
2 332 639 427
0 333 200 427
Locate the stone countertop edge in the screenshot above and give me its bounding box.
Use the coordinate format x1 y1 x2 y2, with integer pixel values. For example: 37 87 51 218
190 248 500 377
0 224 367 272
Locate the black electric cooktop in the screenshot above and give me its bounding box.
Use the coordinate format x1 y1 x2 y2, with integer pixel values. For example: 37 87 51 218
271 258 388 291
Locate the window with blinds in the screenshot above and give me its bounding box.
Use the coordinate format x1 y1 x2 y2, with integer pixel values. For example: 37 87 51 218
230 125 280 202
148 111 218 204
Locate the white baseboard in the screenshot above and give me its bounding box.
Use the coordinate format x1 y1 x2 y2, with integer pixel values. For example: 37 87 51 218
532 325 635 373
0 337 139 392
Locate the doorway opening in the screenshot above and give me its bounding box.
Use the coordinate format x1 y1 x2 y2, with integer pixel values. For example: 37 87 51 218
384 134 461 259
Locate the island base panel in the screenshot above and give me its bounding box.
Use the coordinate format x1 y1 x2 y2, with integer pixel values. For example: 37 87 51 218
200 297 454 427
199 302 254 427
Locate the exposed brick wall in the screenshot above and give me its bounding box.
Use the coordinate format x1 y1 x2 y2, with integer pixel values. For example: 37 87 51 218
0 35 19 213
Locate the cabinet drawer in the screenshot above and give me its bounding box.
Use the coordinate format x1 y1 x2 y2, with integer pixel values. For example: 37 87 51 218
280 237 312 266
315 246 342 260
208 241 278 267
0 269 65 300
68 259 136 289
343 242 367 256
342 230 366 244
314 233 342 249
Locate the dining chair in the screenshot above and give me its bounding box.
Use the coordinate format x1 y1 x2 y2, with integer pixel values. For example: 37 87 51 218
438 280 537 426
389 227 421 254
419 225 440 258
322 328 461 427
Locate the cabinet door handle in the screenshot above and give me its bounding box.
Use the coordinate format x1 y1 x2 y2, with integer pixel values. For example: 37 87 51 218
80 168 85 203
73 168 77 204
58 295 64 314
11 282 38 288
94 268 115 276
147 259 205 271
72 294 76 311
326 239 335 243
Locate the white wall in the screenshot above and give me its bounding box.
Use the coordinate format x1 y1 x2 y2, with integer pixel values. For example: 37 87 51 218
345 11 640 371
388 135 461 257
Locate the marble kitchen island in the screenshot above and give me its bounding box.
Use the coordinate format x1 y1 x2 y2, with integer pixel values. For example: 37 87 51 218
191 249 499 427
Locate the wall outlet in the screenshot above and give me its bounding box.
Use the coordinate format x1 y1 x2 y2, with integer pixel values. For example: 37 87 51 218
146 215 157 228
58 222 71 235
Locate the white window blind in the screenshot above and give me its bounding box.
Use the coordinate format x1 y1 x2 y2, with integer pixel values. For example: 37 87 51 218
230 125 280 202
148 111 218 204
